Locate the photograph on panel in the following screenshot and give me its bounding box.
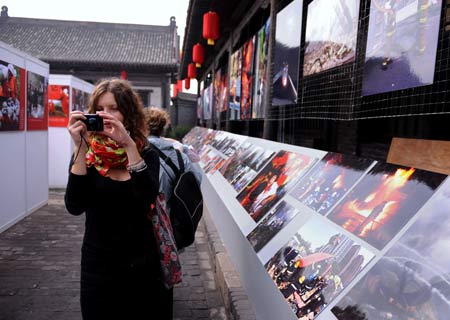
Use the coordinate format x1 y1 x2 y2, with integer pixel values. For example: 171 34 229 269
189 128 216 155
0 60 22 131
252 18 270 119
48 85 70 127
265 216 374 319
218 64 228 116
290 152 374 215
182 126 204 147
247 200 301 253
362 0 443 96
27 71 48 130
332 177 450 320
303 0 360 77
213 68 222 120
209 131 246 157
72 87 89 113
237 150 316 222
240 35 255 120
202 149 225 175
228 48 242 120
327 162 446 250
272 0 302 106
219 141 275 193
202 84 213 121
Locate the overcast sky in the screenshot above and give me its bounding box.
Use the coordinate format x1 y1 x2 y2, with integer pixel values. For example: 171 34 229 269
2 0 190 45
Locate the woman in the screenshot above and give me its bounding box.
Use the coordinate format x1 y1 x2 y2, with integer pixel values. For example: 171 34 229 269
65 79 173 319
143 106 201 201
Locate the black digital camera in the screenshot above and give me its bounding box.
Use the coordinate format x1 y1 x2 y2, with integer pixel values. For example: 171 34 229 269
82 114 104 131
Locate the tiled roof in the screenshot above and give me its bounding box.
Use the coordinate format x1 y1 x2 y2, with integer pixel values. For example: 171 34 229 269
0 17 178 72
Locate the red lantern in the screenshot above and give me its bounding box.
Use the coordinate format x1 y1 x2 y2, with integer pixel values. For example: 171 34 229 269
120 70 127 80
185 78 191 90
187 63 197 79
203 11 219 46
172 83 178 98
192 43 205 68
177 80 183 93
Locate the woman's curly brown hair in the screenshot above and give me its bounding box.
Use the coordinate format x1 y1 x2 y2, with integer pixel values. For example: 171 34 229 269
88 78 148 150
143 106 170 137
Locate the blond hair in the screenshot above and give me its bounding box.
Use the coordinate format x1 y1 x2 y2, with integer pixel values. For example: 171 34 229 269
143 107 170 137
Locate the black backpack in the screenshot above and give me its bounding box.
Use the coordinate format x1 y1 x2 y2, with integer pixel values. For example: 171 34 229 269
150 144 203 250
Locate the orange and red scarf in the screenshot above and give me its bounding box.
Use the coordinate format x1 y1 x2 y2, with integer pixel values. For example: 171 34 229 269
85 134 128 176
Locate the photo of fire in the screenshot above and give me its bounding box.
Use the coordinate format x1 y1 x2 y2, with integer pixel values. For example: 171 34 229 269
265 217 374 319
290 152 374 215
220 142 275 193
247 201 300 253
327 162 446 250
236 150 316 222
332 177 450 319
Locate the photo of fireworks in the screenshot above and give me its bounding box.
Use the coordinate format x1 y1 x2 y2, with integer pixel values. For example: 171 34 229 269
303 0 360 77
327 162 446 250
290 152 374 215
220 142 275 193
265 217 374 319
237 150 316 222
362 0 443 96
332 178 450 319
247 201 300 253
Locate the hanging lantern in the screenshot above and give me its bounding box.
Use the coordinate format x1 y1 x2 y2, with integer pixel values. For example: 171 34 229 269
203 11 219 46
192 43 205 68
187 63 197 79
185 78 191 90
120 70 128 80
172 83 178 98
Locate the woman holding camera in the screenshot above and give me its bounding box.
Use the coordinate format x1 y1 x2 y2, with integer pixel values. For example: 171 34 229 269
65 79 173 319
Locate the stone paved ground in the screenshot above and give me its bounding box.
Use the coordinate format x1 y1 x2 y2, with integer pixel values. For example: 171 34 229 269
0 190 227 320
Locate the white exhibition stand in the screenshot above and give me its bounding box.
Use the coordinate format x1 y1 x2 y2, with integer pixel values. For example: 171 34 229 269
48 75 94 188
0 41 49 233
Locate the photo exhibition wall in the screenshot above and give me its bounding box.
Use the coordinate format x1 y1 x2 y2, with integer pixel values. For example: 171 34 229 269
183 126 450 320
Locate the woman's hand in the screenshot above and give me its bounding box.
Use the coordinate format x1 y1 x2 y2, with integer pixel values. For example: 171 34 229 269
98 111 134 148
67 111 87 145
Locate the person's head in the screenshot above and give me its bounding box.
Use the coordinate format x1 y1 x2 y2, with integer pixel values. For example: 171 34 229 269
143 106 170 137
88 78 147 149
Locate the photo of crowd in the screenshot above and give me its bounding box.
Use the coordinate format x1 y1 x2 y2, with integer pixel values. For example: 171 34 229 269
237 150 316 222
27 71 48 130
219 142 275 193
246 201 300 253
0 60 22 131
327 162 446 250
210 131 246 157
265 216 374 319
290 152 374 215
332 178 450 319
303 0 360 77
362 0 443 96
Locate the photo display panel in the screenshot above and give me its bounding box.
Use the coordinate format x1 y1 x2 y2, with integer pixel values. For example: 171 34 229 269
362 0 443 96
272 0 303 106
303 0 360 77
241 36 255 120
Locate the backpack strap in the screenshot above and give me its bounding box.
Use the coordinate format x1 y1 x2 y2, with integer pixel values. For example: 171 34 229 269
175 149 185 173
149 142 182 178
